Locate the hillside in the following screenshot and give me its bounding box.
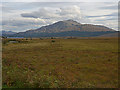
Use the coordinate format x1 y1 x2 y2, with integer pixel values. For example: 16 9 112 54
1 30 17 37
97 32 119 37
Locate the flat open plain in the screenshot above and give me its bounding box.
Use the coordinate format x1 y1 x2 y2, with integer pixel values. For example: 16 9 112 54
2 37 118 88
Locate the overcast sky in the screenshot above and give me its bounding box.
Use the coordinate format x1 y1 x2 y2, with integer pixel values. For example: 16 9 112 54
0 1 119 32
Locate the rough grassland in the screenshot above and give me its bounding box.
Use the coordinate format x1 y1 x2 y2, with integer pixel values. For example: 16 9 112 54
2 38 118 88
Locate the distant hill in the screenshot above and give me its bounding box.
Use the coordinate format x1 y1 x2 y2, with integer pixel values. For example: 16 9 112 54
9 19 116 37
1 31 17 37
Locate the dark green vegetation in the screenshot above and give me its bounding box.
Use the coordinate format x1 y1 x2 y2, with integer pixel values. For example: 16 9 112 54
2 38 118 88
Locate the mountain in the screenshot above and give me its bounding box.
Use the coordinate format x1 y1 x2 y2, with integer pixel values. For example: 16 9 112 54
33 19 114 33
9 20 116 37
1 30 17 37
97 32 119 37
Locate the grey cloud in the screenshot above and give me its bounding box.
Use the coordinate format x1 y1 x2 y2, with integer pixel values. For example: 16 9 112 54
2 18 46 32
3 20 45 26
21 14 38 18
100 5 118 10
104 12 118 16
86 12 118 19
86 16 102 18
95 18 117 21
2 6 15 13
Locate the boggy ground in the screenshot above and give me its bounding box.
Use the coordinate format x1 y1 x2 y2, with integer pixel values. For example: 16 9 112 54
2 37 118 88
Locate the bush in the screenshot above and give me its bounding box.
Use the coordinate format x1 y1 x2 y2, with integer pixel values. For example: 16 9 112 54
51 40 55 43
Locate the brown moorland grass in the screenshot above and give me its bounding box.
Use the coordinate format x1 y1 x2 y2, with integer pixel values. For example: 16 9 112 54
2 37 118 88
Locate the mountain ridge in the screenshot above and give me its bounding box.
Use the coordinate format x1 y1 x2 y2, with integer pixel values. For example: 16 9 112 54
27 19 114 33
1 30 17 37
8 19 116 37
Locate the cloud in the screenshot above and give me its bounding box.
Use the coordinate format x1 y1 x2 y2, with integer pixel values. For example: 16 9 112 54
21 8 60 19
85 12 118 21
21 5 82 20
2 18 48 32
104 12 118 16
100 5 118 10
1 0 120 2
2 4 17 13
86 12 118 18
2 18 45 26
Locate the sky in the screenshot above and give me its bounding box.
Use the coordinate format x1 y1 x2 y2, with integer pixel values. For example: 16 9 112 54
0 1 119 32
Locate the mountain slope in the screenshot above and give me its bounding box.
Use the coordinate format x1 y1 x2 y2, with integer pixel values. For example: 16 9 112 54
1 31 17 37
10 20 116 37
97 32 119 37
27 19 114 33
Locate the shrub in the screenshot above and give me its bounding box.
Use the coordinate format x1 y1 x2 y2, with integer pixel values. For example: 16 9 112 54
51 40 55 43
